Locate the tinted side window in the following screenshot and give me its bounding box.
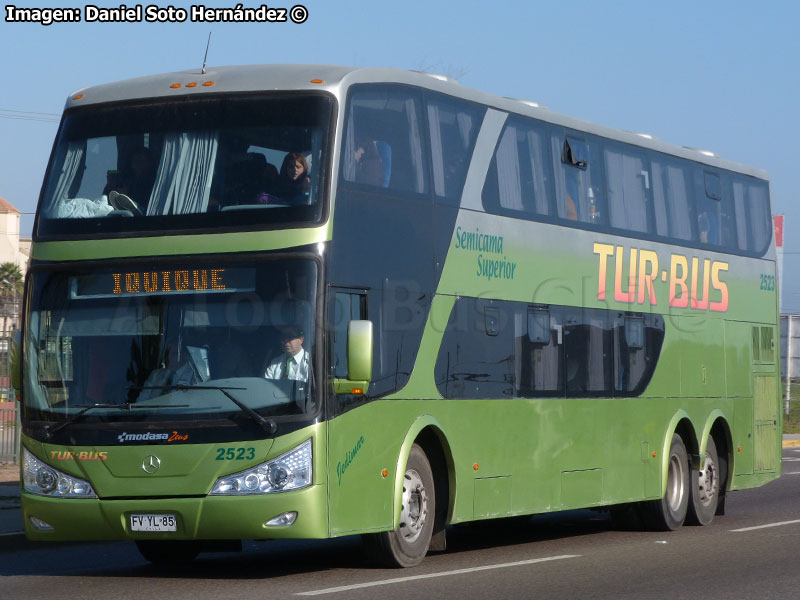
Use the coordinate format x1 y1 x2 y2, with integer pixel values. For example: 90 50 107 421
435 298 515 399
435 299 664 399
342 86 427 193
651 156 692 241
482 118 552 218
551 130 605 226
612 312 665 395
694 169 735 249
733 176 772 254
427 95 484 200
563 308 612 395
517 308 563 396
605 144 651 234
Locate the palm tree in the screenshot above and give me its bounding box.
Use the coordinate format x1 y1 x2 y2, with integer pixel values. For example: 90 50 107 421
0 263 22 297
0 263 22 335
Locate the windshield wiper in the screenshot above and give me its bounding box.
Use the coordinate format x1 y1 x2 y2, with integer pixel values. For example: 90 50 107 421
159 385 278 435
44 402 188 439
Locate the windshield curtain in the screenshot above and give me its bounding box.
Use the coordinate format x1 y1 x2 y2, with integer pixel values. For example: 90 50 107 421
23 259 319 434
37 94 332 237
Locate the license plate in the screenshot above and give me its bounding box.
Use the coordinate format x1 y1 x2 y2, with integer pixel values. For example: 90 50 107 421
130 514 177 532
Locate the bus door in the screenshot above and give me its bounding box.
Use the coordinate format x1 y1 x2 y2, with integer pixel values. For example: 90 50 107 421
326 287 393 535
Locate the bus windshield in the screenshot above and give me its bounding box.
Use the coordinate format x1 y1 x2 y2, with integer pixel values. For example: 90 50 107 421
23 259 318 443
36 94 332 237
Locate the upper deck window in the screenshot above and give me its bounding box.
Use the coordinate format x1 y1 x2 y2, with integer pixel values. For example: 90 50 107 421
551 131 605 226
341 86 427 194
36 94 333 238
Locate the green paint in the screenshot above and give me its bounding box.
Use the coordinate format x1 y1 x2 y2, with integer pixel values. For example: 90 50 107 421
32 223 331 261
336 435 365 486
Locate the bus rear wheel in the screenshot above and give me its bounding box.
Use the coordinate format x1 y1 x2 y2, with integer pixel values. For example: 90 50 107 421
641 433 689 531
135 540 200 565
687 436 720 525
362 444 435 568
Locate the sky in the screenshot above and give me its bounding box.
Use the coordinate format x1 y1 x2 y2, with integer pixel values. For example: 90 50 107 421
1 0 798 308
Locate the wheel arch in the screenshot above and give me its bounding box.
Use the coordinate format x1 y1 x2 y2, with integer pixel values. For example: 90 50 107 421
392 416 455 531
701 411 733 492
660 411 698 494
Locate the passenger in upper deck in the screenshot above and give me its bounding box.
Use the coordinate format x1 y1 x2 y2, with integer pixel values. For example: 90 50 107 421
104 147 156 215
272 152 311 204
353 140 384 186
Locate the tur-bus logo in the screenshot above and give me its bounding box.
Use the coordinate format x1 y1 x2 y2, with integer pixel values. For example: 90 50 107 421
594 243 729 312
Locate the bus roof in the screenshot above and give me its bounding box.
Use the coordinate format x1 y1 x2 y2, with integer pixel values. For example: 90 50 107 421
65 64 768 180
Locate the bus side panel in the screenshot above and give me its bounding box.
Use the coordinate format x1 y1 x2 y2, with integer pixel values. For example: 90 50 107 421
326 402 399 535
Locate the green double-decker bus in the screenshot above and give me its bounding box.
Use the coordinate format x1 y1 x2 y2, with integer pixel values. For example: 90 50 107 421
19 65 779 567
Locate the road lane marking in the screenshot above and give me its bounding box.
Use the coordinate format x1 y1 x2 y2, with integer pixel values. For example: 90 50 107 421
295 554 581 596
731 519 800 532
0 531 24 537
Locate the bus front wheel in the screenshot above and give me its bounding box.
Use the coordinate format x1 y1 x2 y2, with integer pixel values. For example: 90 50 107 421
362 444 435 568
687 436 720 525
641 433 690 531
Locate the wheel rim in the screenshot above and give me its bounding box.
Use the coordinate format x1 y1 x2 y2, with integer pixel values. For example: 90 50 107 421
697 451 718 508
399 468 428 543
666 452 686 512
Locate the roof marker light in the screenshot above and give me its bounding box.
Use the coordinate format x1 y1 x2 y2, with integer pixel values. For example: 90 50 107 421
310 79 324 84
504 97 548 110
683 146 716 157
73 94 85 100
169 84 181 89
202 81 215 87
186 82 198 88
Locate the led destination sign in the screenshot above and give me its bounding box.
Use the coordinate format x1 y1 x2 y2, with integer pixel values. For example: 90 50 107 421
70 267 256 299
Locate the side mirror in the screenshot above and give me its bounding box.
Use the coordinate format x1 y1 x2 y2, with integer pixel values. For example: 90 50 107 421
334 320 372 395
347 320 373 382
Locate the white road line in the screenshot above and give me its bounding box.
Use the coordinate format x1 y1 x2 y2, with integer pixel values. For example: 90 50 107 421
295 554 581 596
731 519 800 532
784 472 800 475
0 530 24 537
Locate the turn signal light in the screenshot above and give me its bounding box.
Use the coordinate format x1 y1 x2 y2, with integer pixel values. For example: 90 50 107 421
473 463 480 471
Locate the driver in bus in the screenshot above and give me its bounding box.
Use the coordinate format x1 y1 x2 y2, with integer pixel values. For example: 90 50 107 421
264 325 310 382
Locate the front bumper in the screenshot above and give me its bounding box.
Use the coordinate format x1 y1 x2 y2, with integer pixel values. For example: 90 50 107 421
22 483 328 542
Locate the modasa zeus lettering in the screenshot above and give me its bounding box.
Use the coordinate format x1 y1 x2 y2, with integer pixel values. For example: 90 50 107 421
593 243 729 312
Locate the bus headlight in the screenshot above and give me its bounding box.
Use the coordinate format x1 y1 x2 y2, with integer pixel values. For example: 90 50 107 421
22 447 97 498
210 439 312 495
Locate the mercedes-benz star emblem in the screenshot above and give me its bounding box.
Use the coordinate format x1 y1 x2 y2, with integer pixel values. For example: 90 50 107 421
142 455 161 474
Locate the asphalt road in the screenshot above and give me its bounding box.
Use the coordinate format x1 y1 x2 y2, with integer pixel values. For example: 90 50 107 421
4 448 800 600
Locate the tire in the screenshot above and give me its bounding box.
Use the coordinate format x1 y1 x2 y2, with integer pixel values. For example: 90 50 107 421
135 540 200 565
362 444 435 568
641 433 690 531
687 436 720 525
